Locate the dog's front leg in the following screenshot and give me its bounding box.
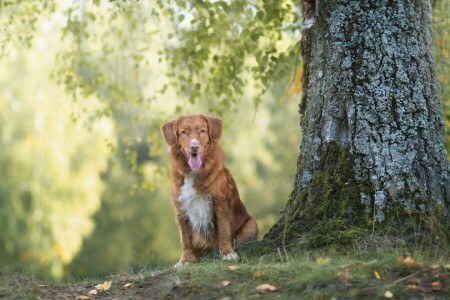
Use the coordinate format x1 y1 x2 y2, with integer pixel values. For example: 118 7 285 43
175 213 198 268
214 200 238 261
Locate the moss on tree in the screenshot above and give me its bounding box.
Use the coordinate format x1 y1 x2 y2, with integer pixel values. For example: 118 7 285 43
263 141 450 251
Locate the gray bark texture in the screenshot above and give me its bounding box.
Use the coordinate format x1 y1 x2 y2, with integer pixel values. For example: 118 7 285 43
264 0 450 248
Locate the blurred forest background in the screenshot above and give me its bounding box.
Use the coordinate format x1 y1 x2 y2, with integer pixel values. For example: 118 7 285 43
0 0 449 280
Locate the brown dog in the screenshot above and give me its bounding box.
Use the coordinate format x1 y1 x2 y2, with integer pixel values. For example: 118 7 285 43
161 114 258 267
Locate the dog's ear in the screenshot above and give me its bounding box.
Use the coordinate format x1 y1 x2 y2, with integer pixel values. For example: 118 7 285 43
161 119 178 146
205 116 222 142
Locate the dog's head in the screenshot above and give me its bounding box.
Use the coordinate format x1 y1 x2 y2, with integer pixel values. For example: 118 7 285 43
161 114 222 171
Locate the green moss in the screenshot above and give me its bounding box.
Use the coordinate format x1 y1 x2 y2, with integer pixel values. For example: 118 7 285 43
264 141 375 249
263 141 450 252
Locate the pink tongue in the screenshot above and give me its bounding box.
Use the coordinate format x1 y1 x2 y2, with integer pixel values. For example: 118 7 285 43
188 155 202 171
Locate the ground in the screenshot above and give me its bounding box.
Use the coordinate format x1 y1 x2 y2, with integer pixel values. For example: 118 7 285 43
1 246 450 300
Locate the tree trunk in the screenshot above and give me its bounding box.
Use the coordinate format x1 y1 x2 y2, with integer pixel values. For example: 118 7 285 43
264 0 450 249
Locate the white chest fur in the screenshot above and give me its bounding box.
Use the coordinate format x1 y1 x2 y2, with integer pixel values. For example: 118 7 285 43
178 173 214 237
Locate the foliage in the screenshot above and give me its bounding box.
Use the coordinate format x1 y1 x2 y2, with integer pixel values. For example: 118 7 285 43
0 43 111 279
433 0 450 158
0 1 55 58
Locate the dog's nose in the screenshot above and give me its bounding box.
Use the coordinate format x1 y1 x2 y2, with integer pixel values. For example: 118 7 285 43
190 139 199 153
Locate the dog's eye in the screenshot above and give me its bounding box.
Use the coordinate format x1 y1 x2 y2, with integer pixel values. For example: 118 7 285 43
181 129 187 135
200 129 206 134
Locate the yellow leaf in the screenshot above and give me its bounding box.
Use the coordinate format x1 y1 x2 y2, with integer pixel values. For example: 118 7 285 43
439 74 444 82
316 257 330 265
102 281 112 291
227 265 239 271
397 256 418 268
78 296 90 300
88 290 98 295
254 271 266 279
374 271 381 279
384 290 393 298
404 256 415 267
443 50 449 58
256 283 278 293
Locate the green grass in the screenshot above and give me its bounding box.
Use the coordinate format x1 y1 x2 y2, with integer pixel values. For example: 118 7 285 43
1 248 449 299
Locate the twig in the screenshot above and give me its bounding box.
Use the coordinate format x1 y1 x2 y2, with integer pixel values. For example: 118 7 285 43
388 270 424 286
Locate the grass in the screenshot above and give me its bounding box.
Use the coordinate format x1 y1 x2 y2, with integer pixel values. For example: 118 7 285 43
1 248 449 299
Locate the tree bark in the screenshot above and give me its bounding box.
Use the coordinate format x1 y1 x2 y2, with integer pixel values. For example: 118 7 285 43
264 0 450 248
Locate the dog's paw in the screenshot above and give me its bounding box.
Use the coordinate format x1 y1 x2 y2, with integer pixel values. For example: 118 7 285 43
174 261 190 269
222 251 238 261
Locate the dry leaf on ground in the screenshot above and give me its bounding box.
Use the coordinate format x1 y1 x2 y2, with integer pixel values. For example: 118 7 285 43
227 265 239 271
102 281 112 290
430 264 440 270
88 289 98 295
374 271 381 279
95 281 112 292
430 281 441 291
254 271 266 279
220 281 231 287
337 271 352 284
397 256 419 268
122 283 135 289
256 283 278 293
384 290 393 298
316 257 330 265
78 296 90 300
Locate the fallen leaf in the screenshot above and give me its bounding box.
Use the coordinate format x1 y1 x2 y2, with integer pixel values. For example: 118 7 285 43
374 271 381 279
337 271 352 284
227 265 239 271
397 256 419 268
404 256 416 267
95 281 112 291
88 289 98 295
406 278 421 287
78 296 90 300
220 280 231 287
36 284 48 288
430 281 441 291
430 264 440 270
406 284 418 289
256 283 278 293
254 271 266 279
102 281 112 291
384 290 393 298
123 283 135 289
316 257 330 265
